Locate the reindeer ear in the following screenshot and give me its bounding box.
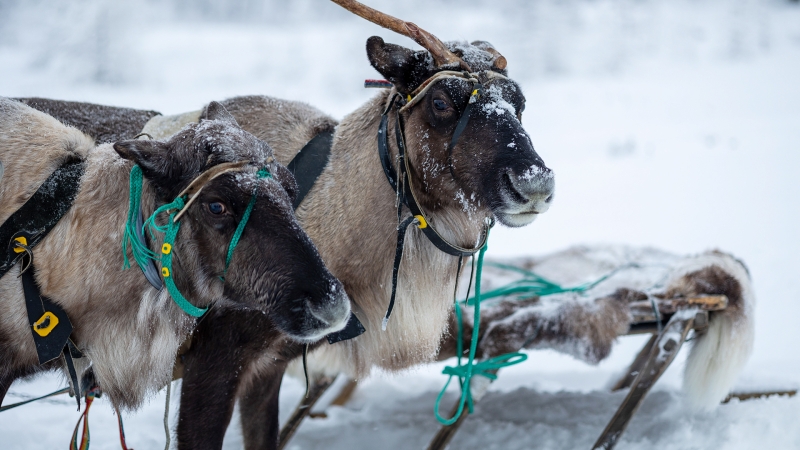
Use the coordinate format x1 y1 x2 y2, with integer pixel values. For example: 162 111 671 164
470 40 508 72
114 139 167 174
366 36 430 94
204 101 239 126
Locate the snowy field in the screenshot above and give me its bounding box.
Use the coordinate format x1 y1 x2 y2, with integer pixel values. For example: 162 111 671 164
2 0 800 448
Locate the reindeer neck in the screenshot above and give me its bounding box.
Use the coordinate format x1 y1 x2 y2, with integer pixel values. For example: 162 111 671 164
23 144 199 408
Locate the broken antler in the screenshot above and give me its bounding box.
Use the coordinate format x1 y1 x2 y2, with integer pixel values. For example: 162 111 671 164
330 0 470 71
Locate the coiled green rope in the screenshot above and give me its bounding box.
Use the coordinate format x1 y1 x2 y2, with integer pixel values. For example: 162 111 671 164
121 165 158 271
435 230 529 425
436 244 633 425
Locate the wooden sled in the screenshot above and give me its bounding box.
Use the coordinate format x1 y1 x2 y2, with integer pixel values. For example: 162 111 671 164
426 294 727 450
278 295 730 450
278 376 359 450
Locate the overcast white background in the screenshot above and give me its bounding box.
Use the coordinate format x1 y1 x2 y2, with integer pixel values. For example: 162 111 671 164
1 0 799 448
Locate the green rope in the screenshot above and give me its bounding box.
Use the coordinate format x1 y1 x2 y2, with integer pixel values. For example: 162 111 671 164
222 167 271 277
121 165 158 270
434 243 632 424
160 206 208 318
464 261 628 305
122 166 206 317
434 229 528 425
122 164 272 316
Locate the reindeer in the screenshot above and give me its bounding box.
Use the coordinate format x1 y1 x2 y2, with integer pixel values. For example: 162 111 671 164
0 98 350 412
11 2 759 445
175 2 564 446
13 2 646 448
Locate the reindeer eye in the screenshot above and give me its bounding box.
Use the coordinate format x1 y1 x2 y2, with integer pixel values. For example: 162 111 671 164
207 202 226 215
433 99 449 111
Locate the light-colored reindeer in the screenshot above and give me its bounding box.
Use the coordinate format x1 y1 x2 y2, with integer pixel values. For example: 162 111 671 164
0 99 350 411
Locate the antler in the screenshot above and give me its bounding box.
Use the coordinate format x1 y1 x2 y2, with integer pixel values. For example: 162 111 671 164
330 0 470 71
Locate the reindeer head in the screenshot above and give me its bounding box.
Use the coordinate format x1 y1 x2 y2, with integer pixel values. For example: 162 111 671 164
367 37 554 228
113 102 350 342
332 0 554 228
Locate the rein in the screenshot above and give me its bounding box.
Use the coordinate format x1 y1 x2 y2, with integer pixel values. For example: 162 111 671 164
122 161 272 317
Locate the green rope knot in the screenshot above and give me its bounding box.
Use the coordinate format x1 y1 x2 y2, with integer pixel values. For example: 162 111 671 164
435 228 532 426
441 352 528 382
435 351 528 425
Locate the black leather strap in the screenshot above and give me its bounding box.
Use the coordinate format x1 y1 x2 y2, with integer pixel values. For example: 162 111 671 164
135 208 163 291
287 132 366 344
18 253 74 364
0 159 85 279
380 100 489 257
286 130 334 209
377 96 400 192
0 159 86 409
447 81 482 182
13 233 82 409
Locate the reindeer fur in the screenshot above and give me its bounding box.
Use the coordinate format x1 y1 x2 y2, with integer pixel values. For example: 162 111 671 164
0 98 198 409
0 98 350 411
216 93 476 379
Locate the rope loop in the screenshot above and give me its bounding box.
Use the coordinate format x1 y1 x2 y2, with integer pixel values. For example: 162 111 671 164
434 231 631 425
434 228 529 425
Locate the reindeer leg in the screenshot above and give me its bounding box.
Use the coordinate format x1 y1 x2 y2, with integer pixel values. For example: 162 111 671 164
177 311 255 450
237 366 285 450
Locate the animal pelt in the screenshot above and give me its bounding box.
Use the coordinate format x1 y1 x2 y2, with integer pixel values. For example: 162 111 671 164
448 246 754 410
0 98 197 409
665 251 755 411
224 94 473 379
15 97 160 144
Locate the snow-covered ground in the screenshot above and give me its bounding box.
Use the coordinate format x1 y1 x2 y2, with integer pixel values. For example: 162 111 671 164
2 0 799 448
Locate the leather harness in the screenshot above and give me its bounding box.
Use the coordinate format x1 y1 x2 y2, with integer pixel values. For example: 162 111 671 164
0 158 86 409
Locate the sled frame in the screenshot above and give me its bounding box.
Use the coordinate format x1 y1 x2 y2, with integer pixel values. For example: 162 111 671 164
279 296 726 450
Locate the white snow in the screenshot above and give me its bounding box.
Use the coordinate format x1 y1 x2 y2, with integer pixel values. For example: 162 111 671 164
481 84 518 117
2 0 800 449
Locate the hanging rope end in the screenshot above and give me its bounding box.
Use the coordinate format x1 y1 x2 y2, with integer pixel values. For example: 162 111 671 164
381 316 389 331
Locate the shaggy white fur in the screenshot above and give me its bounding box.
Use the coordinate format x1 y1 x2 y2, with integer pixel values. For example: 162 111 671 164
676 252 756 411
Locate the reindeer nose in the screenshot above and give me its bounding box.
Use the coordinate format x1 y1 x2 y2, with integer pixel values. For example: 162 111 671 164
306 283 351 332
506 165 555 211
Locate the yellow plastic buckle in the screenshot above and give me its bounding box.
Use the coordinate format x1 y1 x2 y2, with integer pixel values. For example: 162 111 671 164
471 89 479 97
162 267 170 278
13 236 27 253
33 311 58 337
161 243 172 255
414 215 428 229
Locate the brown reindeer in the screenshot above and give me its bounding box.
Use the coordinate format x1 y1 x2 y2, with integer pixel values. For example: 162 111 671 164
0 98 350 411
176 4 562 446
